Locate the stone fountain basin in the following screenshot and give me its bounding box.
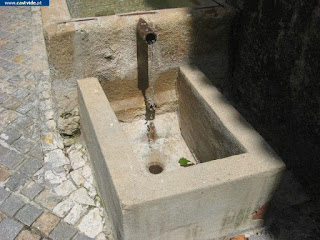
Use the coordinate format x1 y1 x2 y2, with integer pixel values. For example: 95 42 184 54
78 65 285 240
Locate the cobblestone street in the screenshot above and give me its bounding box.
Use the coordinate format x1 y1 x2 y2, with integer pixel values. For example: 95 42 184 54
0 7 112 240
0 4 319 240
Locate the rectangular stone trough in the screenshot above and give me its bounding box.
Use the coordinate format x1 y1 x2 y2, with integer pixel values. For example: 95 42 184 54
78 65 285 240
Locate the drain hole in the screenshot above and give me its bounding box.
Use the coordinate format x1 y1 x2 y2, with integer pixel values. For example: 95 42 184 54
148 163 163 174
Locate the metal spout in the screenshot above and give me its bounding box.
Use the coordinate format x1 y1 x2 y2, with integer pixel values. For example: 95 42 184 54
137 18 157 44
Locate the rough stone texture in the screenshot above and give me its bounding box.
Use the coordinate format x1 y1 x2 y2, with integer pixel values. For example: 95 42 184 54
0 7 109 240
32 212 60 237
74 232 94 240
0 218 24 240
15 203 43 226
16 230 41 240
49 221 77 240
53 180 76 197
5 172 29 191
0 166 10 181
21 181 44 200
78 208 104 238
0 187 10 204
0 194 25 217
53 198 75 218
0 128 22 144
18 157 42 177
69 188 95 206
64 203 87 225
0 149 25 170
34 189 62 210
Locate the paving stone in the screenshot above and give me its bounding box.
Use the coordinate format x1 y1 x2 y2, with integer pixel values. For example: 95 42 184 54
44 168 67 185
0 145 11 160
0 149 25 169
21 181 44 200
70 168 85 186
0 212 5 222
12 136 35 154
0 91 9 104
32 212 60 237
15 203 43 226
10 115 34 130
0 186 10 203
0 49 16 60
74 233 94 240
0 218 24 240
5 171 29 191
53 198 74 218
2 96 22 110
95 233 108 240
0 166 10 182
0 109 19 131
49 221 77 240
0 128 22 144
35 189 62 210
28 142 43 160
54 180 76 197
64 203 87 225
44 149 69 168
78 208 104 238
26 107 39 119
12 88 30 99
16 101 35 114
70 187 95 206
23 124 40 141
16 230 41 240
69 149 86 170
41 132 64 152
18 157 42 177
0 194 25 217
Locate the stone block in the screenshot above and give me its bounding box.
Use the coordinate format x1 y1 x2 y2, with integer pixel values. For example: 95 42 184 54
21 181 44 200
32 212 60 237
0 218 24 240
0 194 25 217
15 203 43 226
49 221 77 240
78 67 285 240
5 172 29 191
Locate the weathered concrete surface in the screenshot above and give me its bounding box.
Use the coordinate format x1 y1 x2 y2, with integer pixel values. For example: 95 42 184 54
78 66 285 240
41 0 235 119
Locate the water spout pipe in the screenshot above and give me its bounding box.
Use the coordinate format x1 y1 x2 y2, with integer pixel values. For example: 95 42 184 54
137 18 157 44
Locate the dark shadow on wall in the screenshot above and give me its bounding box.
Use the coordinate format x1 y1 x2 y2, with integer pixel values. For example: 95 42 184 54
182 0 320 239
226 0 320 191
212 0 320 239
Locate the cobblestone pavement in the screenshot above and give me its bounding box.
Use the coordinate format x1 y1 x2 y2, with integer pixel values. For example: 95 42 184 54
0 7 112 240
0 5 318 240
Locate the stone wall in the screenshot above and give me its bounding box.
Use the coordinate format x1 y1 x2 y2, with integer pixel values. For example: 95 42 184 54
224 0 320 189
66 0 197 18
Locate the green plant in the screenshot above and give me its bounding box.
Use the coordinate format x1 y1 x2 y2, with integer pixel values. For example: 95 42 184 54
179 157 194 167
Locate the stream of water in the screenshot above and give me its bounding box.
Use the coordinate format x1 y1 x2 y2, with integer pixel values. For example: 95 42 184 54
147 43 158 143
